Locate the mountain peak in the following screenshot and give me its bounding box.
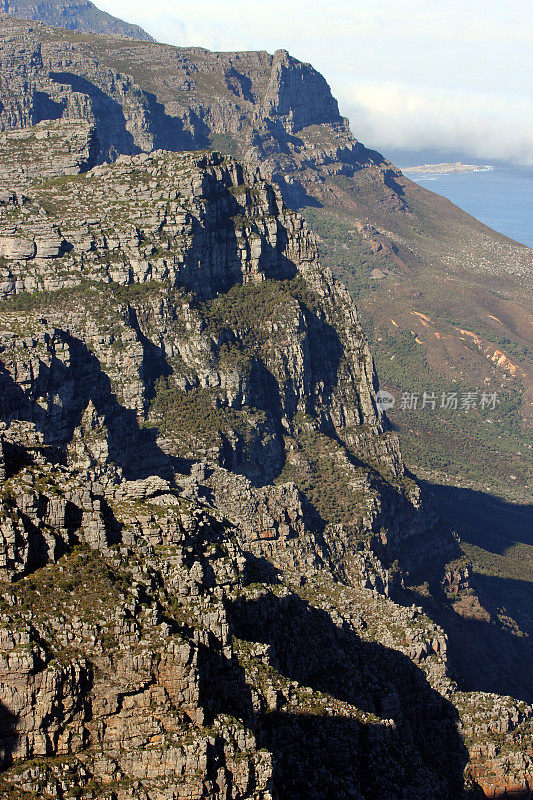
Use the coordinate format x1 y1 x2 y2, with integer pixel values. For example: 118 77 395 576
1 0 155 40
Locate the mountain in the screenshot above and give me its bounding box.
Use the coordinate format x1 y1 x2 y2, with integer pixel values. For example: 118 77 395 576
0 8 530 601
0 11 532 799
0 0 154 40
0 12 530 507
0 114 531 800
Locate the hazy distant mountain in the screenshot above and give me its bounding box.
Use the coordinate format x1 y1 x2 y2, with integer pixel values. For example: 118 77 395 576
0 0 154 40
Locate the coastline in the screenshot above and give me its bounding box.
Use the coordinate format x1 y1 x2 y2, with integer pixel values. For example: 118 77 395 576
402 162 494 175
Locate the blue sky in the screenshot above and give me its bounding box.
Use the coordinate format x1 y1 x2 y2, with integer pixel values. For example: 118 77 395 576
98 0 533 165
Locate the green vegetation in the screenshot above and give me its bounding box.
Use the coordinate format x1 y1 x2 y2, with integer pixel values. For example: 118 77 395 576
150 378 266 454
201 279 294 346
277 421 369 528
1 544 134 658
460 541 532 584
0 285 89 313
209 132 240 158
301 206 386 296
0 280 175 324
199 275 323 351
367 328 531 498
299 194 532 507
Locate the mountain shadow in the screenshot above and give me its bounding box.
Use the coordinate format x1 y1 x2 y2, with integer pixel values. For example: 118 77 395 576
421 481 533 557
224 589 470 800
0 330 188 481
0 702 18 771
143 90 210 152
422 585 533 703
409 480 533 703
49 72 140 160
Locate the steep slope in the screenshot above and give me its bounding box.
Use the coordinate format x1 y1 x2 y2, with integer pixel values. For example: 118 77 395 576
0 12 530 506
0 119 531 800
0 10 530 651
0 122 431 583
1 0 154 40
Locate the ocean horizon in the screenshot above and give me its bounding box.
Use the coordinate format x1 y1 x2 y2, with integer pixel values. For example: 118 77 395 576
391 155 533 248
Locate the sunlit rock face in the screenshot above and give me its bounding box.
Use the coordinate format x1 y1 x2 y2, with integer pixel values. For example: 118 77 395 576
0 16 530 799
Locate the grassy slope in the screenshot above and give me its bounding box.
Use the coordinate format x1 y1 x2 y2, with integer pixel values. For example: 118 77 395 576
298 171 533 622
300 174 532 500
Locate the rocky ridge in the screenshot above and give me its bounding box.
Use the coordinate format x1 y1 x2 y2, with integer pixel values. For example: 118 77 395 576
0 124 438 581
1 0 154 41
0 14 392 193
0 119 530 799
0 11 530 285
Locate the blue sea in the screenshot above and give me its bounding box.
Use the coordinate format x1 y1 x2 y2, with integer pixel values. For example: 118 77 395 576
400 161 533 248
383 148 532 248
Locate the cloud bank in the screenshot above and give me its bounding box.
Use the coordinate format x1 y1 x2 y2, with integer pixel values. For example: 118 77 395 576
97 0 533 165
342 83 533 166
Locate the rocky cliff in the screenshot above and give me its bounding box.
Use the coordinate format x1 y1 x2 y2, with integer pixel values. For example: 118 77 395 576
0 118 530 800
0 15 382 181
0 121 433 583
0 12 529 286
2 9 531 512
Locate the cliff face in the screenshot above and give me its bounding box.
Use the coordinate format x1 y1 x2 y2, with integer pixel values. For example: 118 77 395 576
0 11 531 798
0 15 378 178
0 122 426 582
1 12 529 285
0 119 530 800
1 0 154 40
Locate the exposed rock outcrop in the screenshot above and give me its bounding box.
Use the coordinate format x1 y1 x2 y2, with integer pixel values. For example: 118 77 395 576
0 14 386 187
0 120 530 800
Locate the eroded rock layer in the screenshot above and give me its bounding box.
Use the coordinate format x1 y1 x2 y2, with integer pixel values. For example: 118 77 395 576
0 122 530 799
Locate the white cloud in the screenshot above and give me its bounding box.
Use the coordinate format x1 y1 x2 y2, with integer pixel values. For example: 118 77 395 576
97 0 533 164
341 82 533 166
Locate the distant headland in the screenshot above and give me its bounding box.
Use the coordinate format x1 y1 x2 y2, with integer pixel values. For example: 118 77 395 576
402 161 493 174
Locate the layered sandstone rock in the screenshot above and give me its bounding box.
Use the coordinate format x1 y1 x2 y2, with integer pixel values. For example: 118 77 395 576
0 122 530 799
0 14 384 188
